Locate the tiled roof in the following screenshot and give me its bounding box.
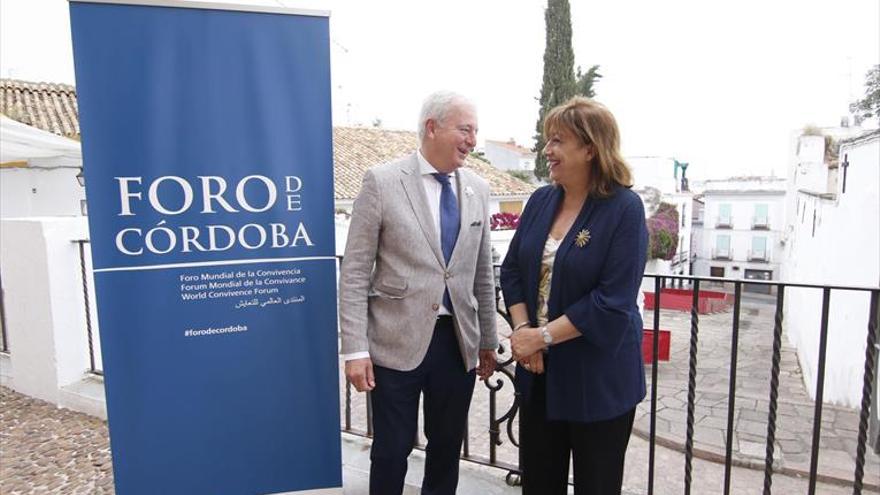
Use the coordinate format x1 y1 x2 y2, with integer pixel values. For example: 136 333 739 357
0 78 535 199
333 127 535 199
0 79 79 138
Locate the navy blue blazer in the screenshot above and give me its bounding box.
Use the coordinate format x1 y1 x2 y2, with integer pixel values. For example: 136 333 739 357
501 184 648 423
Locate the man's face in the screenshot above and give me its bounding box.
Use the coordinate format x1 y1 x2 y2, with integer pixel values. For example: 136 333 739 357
425 104 478 173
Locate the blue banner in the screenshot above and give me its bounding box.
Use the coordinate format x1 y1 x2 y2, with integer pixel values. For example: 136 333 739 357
70 2 341 494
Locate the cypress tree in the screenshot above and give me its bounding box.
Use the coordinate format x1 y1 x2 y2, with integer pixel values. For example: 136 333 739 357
533 0 576 180
576 64 602 99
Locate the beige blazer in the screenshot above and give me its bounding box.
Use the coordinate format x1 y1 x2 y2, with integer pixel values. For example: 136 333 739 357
338 153 498 371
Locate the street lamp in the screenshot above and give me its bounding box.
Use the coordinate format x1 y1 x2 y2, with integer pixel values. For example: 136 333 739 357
75 168 87 215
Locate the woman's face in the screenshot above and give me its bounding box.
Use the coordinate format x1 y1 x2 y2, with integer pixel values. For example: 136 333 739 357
543 127 593 189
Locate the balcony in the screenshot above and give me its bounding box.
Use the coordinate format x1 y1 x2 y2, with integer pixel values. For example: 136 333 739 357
715 217 733 229
337 273 880 493
672 250 690 266
752 217 771 230
748 249 769 262
712 247 733 260
4 243 879 494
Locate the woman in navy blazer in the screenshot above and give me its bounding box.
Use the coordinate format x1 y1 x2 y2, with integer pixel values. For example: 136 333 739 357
501 97 648 494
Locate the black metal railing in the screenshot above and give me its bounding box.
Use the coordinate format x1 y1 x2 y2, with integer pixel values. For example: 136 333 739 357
0 271 9 354
340 267 880 494
74 240 102 376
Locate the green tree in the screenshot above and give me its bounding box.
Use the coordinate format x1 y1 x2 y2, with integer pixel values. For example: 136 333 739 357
533 0 576 180
532 1 602 180
849 64 880 121
576 64 602 98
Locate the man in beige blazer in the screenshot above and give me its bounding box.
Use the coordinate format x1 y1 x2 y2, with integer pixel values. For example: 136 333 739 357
339 91 498 495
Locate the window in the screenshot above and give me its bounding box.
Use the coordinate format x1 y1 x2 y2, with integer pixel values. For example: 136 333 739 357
750 236 767 261
717 204 732 228
499 201 523 214
714 234 731 259
753 204 769 229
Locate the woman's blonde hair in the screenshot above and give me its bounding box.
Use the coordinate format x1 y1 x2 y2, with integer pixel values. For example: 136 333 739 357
543 96 633 198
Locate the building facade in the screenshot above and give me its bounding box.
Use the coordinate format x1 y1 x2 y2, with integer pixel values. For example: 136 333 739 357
691 177 787 292
483 139 536 174
781 129 879 411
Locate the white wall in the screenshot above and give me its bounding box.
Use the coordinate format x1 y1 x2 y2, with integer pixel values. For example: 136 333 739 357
0 217 105 418
484 141 534 172
781 132 880 407
0 165 85 218
694 189 785 280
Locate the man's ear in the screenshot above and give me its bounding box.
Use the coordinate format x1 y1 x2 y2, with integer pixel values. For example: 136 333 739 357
425 118 438 139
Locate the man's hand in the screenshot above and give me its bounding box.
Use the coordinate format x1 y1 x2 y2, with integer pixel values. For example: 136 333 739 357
345 357 375 392
477 349 496 381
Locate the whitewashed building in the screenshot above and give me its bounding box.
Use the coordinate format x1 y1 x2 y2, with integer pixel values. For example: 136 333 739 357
629 156 694 278
1 116 85 218
483 139 536 176
781 129 879 410
691 176 787 291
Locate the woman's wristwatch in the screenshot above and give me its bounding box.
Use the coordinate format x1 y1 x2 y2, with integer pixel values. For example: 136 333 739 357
540 326 553 347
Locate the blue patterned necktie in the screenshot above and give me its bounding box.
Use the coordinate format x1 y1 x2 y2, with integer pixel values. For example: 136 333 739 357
432 173 460 312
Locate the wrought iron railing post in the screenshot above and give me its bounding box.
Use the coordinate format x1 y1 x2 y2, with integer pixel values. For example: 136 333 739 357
462 422 469 458
723 282 743 495
763 285 785 495
853 289 879 494
807 288 832 495
648 274 662 495
345 378 352 431
366 391 374 438
684 279 700 495
0 272 9 353
76 240 99 374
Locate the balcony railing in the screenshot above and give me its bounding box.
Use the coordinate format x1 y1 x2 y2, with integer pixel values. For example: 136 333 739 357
0 272 8 354
74 240 102 375
340 265 879 494
716 217 733 229
713 247 733 260
752 217 770 230
672 250 690 266
72 250 878 493
748 249 769 262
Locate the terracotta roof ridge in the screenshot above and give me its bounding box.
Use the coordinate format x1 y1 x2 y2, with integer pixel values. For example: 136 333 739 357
0 78 77 92
336 125 415 134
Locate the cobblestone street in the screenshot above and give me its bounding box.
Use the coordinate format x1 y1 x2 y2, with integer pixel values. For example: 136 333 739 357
0 387 114 494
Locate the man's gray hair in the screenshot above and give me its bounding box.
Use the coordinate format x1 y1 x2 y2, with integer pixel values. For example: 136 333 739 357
417 91 476 141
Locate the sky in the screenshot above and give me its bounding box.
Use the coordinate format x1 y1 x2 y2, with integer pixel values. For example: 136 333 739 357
1 0 878 180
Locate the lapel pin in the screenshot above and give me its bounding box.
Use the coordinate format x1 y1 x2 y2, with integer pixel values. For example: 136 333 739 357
575 229 591 248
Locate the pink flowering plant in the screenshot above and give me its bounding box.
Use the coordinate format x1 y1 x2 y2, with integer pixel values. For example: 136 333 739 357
646 203 679 260
490 212 520 231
